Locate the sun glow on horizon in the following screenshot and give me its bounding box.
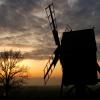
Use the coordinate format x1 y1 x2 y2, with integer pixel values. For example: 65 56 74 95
19 59 62 78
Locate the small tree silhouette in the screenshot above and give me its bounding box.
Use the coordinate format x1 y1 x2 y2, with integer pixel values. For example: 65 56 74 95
0 50 27 96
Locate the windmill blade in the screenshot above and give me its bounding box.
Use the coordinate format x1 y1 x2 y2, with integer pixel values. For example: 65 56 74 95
45 3 60 46
43 47 60 84
65 25 72 32
45 3 57 30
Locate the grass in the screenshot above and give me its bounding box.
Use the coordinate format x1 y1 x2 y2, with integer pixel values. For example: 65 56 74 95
4 86 61 99
1 85 100 99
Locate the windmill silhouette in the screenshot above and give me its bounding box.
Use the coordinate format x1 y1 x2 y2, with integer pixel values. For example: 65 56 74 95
43 3 100 96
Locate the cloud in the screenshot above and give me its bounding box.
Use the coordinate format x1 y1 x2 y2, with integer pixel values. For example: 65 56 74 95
0 0 46 32
0 0 100 34
56 0 100 36
0 0 100 60
23 47 55 60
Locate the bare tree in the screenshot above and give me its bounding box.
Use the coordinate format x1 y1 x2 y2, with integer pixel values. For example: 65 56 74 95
0 50 28 96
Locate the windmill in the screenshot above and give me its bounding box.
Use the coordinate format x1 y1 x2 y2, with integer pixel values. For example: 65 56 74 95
43 3 100 95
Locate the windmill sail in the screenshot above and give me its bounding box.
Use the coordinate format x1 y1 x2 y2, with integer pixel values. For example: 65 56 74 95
45 3 60 46
43 47 60 84
44 3 60 84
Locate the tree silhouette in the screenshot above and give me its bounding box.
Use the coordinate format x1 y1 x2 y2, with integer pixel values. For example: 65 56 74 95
0 50 27 97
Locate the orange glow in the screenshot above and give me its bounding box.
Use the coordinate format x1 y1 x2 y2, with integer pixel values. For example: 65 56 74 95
19 59 62 78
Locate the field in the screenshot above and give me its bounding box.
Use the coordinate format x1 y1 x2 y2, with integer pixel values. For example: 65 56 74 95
1 85 100 99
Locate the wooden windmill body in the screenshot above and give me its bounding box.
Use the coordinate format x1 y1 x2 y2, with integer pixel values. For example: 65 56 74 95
61 29 97 86
43 3 99 95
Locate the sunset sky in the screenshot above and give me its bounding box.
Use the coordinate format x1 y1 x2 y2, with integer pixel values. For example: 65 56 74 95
0 0 100 86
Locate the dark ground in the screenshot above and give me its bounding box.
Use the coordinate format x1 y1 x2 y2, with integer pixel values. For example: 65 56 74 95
1 85 100 99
